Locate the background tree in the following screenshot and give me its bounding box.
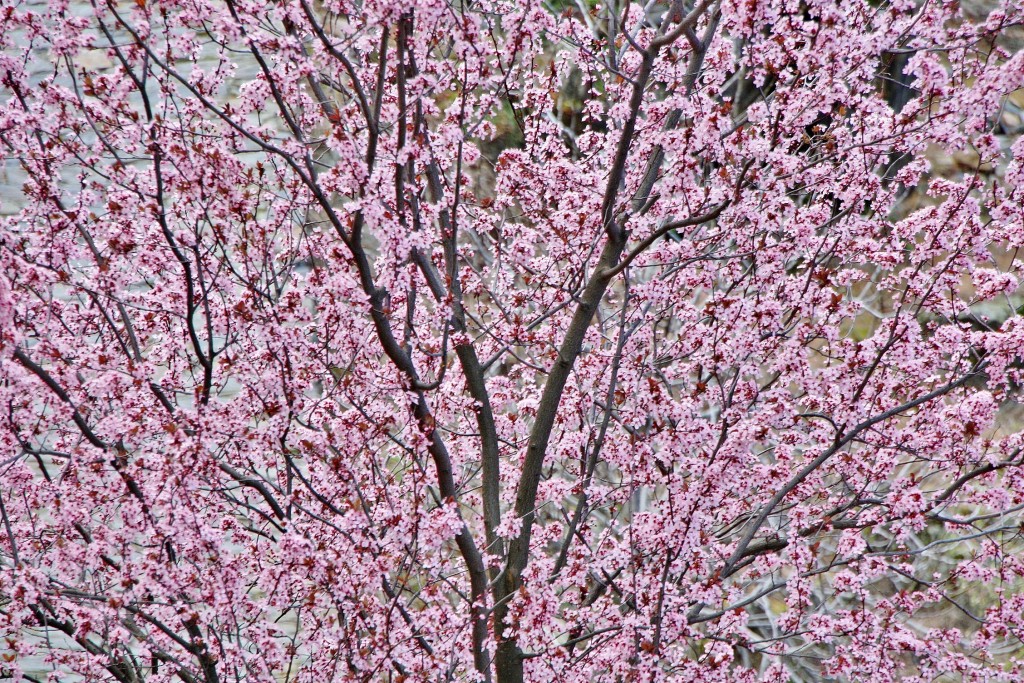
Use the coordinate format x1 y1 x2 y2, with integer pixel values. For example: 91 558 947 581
2 0 1024 681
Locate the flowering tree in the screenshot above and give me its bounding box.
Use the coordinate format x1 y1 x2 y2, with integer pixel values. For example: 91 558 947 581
2 0 1024 680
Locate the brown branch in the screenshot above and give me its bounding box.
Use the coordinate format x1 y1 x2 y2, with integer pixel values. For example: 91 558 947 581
12 348 107 451
721 361 988 579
